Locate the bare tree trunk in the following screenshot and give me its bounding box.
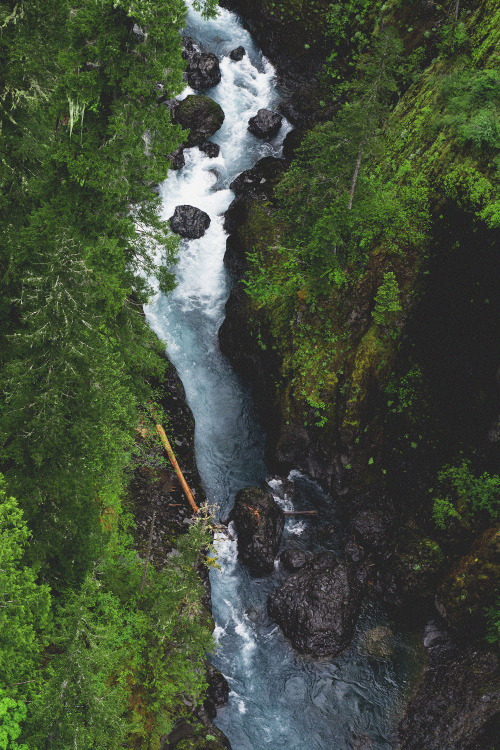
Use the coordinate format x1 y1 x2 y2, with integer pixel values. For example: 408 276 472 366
348 140 365 210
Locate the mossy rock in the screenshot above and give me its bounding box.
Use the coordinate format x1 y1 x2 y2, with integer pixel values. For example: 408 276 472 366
172 95 225 146
436 525 500 638
395 534 446 597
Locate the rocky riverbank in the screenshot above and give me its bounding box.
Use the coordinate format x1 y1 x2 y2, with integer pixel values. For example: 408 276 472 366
129 356 231 750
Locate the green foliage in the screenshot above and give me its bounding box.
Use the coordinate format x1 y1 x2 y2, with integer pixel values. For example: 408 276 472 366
432 460 500 529
440 69 500 153
372 271 402 327
25 513 215 750
486 592 500 648
0 476 51 702
0 692 28 750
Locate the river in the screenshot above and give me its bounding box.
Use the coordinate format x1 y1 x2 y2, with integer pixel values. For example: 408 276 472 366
145 3 418 748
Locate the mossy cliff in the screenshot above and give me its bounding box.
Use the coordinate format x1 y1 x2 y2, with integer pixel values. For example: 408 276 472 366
219 1 500 743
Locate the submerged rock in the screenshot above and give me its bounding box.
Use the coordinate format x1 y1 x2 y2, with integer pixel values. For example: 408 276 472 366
229 486 285 574
186 51 222 90
169 205 211 239
248 108 283 138
358 625 394 659
268 552 367 656
171 95 225 147
229 45 246 61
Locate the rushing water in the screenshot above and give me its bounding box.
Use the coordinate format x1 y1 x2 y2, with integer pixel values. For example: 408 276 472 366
145 3 419 748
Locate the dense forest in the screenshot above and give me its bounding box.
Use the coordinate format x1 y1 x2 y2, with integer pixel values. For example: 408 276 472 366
1 0 499 748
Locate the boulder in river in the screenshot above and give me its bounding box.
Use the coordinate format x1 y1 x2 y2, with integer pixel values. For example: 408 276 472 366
186 51 222 90
171 95 225 147
169 205 211 239
268 552 367 656
229 486 285 575
248 108 283 139
229 46 246 61
199 140 220 158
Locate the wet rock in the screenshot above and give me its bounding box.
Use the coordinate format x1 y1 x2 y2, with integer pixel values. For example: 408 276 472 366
171 95 225 147
186 51 221 90
358 625 394 659
199 141 220 158
229 46 246 61
248 108 283 139
229 486 285 574
168 146 185 170
169 205 211 239
268 552 367 656
230 156 286 198
280 548 309 572
351 507 393 553
204 662 229 719
223 194 249 233
223 234 247 279
398 622 500 750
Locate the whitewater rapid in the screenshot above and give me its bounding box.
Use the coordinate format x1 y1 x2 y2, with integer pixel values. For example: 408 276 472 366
145 3 418 748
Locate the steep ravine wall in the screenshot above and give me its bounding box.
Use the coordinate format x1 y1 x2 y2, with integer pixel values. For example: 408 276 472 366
218 0 500 746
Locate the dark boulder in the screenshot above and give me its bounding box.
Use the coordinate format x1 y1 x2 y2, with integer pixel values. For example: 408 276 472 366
229 46 246 61
280 548 309 573
223 234 247 279
187 52 221 91
229 487 285 575
398 622 500 750
171 95 225 147
230 156 286 198
223 194 248 233
268 552 367 656
199 141 220 158
169 205 211 239
204 662 229 719
248 109 283 139
168 146 185 170
282 128 303 161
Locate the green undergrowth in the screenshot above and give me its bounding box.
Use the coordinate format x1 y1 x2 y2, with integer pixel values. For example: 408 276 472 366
243 0 499 442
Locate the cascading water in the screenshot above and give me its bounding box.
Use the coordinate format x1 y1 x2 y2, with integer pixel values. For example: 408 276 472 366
145 3 419 748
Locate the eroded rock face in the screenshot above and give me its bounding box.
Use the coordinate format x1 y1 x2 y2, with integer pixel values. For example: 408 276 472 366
248 108 283 138
169 205 211 239
229 487 285 574
186 51 221 90
398 622 500 750
268 552 367 656
229 46 246 61
171 95 225 147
